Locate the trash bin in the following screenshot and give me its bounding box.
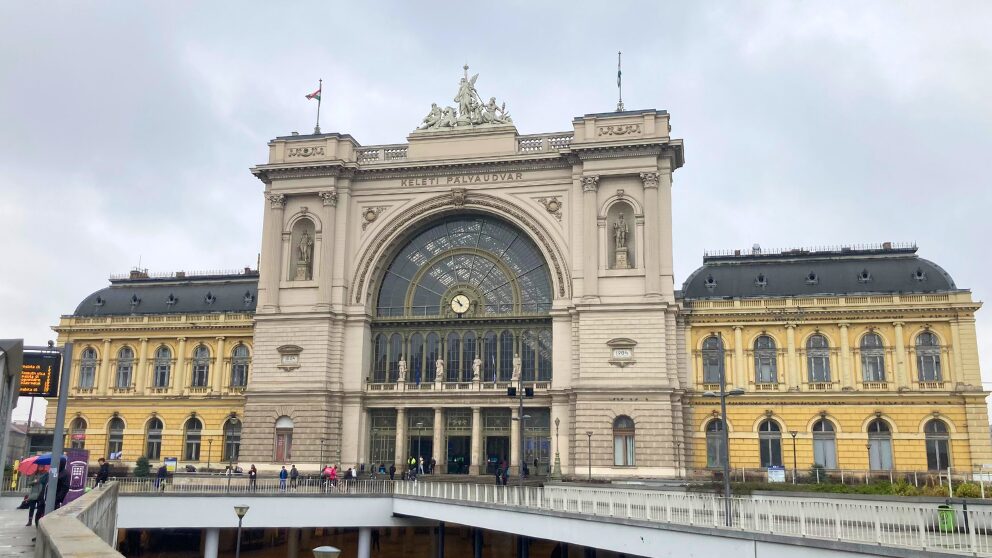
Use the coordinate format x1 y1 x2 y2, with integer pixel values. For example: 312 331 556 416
938 504 956 533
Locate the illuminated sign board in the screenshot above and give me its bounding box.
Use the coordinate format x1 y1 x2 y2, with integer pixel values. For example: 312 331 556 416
19 351 62 397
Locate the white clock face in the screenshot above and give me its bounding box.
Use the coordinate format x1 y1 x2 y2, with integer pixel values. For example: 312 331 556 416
450 294 470 314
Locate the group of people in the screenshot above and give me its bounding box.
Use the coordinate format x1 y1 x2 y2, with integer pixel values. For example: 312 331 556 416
22 457 71 528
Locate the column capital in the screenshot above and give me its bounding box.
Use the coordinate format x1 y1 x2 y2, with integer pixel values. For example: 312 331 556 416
640 171 659 189
138 337 149 342
215 336 226 341
265 192 287 209
785 323 796 330
177 336 187 342
838 322 850 329
319 188 338 207
581 175 599 193
102 339 112 345
892 321 906 328
732 325 744 331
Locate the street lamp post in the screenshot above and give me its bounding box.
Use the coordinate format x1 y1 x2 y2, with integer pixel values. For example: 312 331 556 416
207 439 213 470
234 505 249 558
415 421 424 475
512 414 531 486
226 414 238 493
789 431 798 484
550 417 562 480
703 363 745 527
585 431 593 481
319 438 325 471
371 428 378 471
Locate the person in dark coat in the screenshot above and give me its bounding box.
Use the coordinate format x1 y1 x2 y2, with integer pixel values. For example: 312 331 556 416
95 458 110 487
155 464 167 490
388 464 396 480
55 459 70 508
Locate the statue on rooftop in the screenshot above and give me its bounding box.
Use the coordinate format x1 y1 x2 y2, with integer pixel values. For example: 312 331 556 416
417 65 512 131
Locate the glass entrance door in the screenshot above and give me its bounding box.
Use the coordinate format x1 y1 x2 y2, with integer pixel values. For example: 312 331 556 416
408 436 433 471
485 436 510 474
446 436 471 474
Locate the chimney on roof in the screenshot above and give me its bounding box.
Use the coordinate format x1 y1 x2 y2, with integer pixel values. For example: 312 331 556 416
734 249 741 256
129 269 148 280
244 267 252 274
882 242 892 250
175 271 186 278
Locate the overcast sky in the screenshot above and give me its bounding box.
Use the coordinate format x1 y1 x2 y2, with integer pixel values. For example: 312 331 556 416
3 2 991 422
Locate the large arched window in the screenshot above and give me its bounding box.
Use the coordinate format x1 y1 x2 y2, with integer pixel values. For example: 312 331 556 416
925 419 951 470
145 418 163 460
79 348 97 389
116 347 134 389
446 332 461 382
701 336 724 384
498 330 515 381
372 334 387 382
153 346 172 388
184 417 202 461
705 419 726 468
275 416 294 462
521 330 537 382
867 418 893 470
462 331 477 381
916 332 942 382
754 335 777 384
224 418 242 462
425 333 440 382
191 345 210 387
613 416 635 466
758 419 782 468
806 334 831 383
860 333 885 382
388 333 403 382
482 331 498 382
812 419 836 469
230 345 249 387
409 334 424 384
69 417 87 449
107 417 125 459
537 330 553 382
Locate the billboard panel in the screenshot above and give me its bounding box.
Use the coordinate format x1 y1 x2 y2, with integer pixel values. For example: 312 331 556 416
19 350 61 397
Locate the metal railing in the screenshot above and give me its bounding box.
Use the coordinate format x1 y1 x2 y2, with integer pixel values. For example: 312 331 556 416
111 476 395 495
685 466 985 494
397 482 992 556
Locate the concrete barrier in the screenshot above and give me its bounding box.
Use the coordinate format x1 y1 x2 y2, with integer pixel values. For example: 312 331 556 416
35 481 122 558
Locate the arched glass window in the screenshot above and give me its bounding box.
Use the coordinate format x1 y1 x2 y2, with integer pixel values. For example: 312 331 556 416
425 333 440 382
409 334 424 385
79 348 97 389
916 332 942 382
812 419 837 469
107 417 125 459
806 334 831 383
482 331 498 382
230 345 249 387
145 418 163 460
867 418 893 470
705 419 726 468
184 417 202 461
860 333 885 382
925 419 951 470
153 346 172 388
702 336 724 384
191 345 210 387
446 332 461 382
275 416 294 462
521 330 536 382
462 331 477 381
116 347 134 389
758 419 782 468
388 333 403 382
754 335 777 384
498 330 515 381
224 418 242 462
372 334 387 382
69 417 87 449
537 330 553 382
613 416 635 466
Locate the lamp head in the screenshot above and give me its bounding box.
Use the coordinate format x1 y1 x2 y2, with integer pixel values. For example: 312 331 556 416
727 388 746 397
234 505 249 519
702 391 718 398
790 431 798 438
313 546 342 558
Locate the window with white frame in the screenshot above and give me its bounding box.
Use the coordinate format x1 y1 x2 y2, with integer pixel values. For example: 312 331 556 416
754 335 777 384
79 348 97 389
612 416 635 466
115 347 134 388
806 334 831 383
860 333 885 382
916 332 942 382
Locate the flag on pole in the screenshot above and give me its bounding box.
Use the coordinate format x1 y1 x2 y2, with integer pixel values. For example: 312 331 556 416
306 87 321 101
617 53 622 87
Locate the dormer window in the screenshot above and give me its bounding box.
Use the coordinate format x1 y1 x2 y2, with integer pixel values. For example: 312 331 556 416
913 268 928 282
805 271 819 285
243 291 255 305
755 273 767 288
704 275 717 290
204 291 216 305
165 293 178 306
94 296 105 307
129 294 141 308
857 269 872 284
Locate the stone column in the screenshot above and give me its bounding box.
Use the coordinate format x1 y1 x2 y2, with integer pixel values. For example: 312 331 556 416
509 407 520 475
640 172 661 296
471 407 481 475
135 338 149 394
286 528 300 558
203 528 219 558
785 325 798 389
838 323 852 388
395 408 407 467
176 337 187 392
331 180 351 305
262 192 286 310
950 319 963 385
433 408 444 472
213 336 226 393
893 322 907 388
581 175 599 300
98 339 112 395
357 527 371 558
317 187 338 309
732 326 745 389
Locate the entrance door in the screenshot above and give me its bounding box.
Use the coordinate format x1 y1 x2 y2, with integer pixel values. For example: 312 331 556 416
446 436 471 474
407 437 433 471
485 436 510 474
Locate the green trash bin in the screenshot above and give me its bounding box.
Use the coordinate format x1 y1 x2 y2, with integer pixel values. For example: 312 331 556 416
938 504 956 533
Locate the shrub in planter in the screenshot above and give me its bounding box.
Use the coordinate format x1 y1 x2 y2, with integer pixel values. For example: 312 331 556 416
955 482 983 499
134 456 151 478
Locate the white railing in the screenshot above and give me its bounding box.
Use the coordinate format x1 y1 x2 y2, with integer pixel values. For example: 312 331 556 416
111 476 395 495
517 133 573 153
395 482 992 556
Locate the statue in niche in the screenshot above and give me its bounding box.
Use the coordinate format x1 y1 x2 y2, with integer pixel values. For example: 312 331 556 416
511 353 522 381
435 357 445 379
295 229 315 280
613 213 628 250
397 356 407 381
472 357 482 380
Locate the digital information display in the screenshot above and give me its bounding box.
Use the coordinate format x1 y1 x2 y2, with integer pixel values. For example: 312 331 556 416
19 350 62 397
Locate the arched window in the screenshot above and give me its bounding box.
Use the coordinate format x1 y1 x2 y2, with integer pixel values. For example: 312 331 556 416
705 419 726 468
191 345 210 387
812 419 837 469
425 333 440 382
107 417 125 459
925 419 951 470
372 334 387 382
184 417 202 461
916 332 942 382
153 346 172 388
116 347 134 389
482 331 498 382
867 418 893 470
230 345 249 387
498 330 515 381
860 333 885 382
409 334 424 385
388 333 403 382
521 330 536 382
806 334 831 383
446 332 461 382
758 419 782 468
754 335 777 384
275 416 294 462
145 418 163 460
224 418 242 462
462 331 477 381
79 348 97 389
613 416 635 466
537 330 553 382
702 336 725 384
69 417 87 449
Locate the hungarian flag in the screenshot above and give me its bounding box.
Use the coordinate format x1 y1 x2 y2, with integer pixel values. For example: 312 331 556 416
617 52 622 87
306 87 321 101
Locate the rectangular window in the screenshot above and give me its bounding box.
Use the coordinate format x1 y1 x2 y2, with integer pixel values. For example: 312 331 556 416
807 356 830 383
862 355 885 382
154 364 170 388
755 356 776 383
703 355 723 384
926 438 950 470
706 434 726 468
231 363 247 387
146 437 161 460
918 355 942 382
813 437 837 468
868 438 893 470
116 365 132 388
192 364 209 387
185 434 201 461
759 438 782 468
79 366 95 389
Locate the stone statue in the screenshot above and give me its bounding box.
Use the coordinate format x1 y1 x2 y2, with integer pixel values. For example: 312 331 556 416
483 97 511 124
472 357 482 379
416 65 512 130
511 353 522 381
435 357 445 378
613 213 628 250
299 230 314 264
418 103 442 129
437 106 458 128
454 72 480 118
397 356 407 381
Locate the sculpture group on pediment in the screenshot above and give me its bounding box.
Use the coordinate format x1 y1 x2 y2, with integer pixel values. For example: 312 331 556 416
418 65 512 131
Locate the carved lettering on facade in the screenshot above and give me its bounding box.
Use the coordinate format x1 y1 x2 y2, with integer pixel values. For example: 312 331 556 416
400 172 523 188
287 145 325 158
597 124 642 137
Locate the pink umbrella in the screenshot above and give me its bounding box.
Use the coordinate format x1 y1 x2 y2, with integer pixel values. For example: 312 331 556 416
17 455 49 475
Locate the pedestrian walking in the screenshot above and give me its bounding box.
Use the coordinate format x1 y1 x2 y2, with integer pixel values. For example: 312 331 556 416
290 464 299 489
55 459 70 509
389 464 396 480
33 472 50 524
329 464 338 487
279 466 288 491
418 456 425 475
95 457 110 488
156 464 167 491
248 465 257 491
25 471 45 526
430 458 436 475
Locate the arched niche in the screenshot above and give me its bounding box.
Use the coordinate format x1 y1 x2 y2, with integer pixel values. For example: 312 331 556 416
606 200 636 269
288 217 316 281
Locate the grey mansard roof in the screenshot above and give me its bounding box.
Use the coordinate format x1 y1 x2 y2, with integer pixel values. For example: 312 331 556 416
72 270 259 316
681 244 958 300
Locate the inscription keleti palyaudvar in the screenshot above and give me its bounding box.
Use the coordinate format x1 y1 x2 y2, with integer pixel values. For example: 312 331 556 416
401 172 523 187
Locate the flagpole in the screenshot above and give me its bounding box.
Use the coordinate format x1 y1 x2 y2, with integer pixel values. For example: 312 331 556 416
616 51 624 112
314 78 322 134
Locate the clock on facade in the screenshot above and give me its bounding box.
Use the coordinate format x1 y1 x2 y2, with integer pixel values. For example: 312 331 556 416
450 294 470 314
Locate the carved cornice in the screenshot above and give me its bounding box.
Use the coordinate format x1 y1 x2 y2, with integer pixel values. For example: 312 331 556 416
265 193 287 209
640 172 659 189
573 143 666 161
319 188 339 207
253 164 347 183
581 175 599 193
353 157 569 181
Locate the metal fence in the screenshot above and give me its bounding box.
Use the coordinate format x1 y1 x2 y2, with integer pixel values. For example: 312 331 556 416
685 467 983 494
111 476 396 495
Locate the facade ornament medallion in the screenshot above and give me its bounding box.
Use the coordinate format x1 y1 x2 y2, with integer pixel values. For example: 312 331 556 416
319 188 339 207
536 196 563 221
640 172 659 189
286 145 325 158
416 65 512 131
299 206 309 215
361 206 387 231
451 188 467 206
597 123 642 136
265 193 287 209
581 175 599 193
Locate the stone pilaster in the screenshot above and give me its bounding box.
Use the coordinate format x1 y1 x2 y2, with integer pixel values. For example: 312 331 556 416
640 172 661 296
261 193 286 311
893 322 907 387
471 407 481 474
581 175 599 300
732 326 745 388
510 407 520 475
317 187 338 310
176 337 187 393
135 338 148 394
213 336 226 393
395 408 406 467
432 407 443 470
838 323 851 388
98 339 112 395
785 324 798 389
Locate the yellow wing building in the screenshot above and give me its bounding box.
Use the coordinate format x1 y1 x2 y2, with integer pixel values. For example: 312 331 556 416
681 243 991 474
